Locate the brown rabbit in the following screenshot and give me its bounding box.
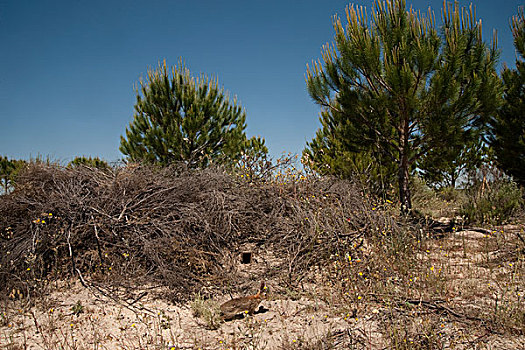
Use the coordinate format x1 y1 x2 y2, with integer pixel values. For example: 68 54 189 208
220 282 266 320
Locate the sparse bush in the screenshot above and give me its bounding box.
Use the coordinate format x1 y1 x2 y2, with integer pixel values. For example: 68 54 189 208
410 176 437 207
411 177 449 218
461 178 523 224
436 186 464 203
191 293 222 329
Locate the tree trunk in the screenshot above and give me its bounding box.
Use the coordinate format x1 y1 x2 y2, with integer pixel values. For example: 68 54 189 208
398 152 412 215
399 113 412 215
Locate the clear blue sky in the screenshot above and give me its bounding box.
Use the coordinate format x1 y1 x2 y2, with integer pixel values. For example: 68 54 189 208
1 0 523 163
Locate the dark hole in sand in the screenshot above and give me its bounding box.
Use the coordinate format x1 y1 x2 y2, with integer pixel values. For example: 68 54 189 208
241 252 252 264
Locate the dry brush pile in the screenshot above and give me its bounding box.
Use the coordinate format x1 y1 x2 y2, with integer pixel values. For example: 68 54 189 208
0 162 397 303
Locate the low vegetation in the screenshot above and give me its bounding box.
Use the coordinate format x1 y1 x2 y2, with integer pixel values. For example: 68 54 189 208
0 161 523 349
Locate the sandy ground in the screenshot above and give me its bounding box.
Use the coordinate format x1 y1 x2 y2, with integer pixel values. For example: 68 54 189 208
1 226 524 349
1 279 384 349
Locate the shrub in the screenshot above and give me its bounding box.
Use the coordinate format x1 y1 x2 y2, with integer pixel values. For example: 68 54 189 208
0 161 399 302
461 179 523 224
191 293 222 329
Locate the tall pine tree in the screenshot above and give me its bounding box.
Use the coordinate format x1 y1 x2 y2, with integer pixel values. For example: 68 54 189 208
489 8 525 187
120 60 267 167
305 0 500 213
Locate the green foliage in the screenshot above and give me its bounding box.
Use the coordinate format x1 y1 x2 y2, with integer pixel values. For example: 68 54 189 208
418 136 486 189
410 176 460 218
120 59 267 167
303 140 397 197
489 8 525 187
461 178 523 225
436 186 464 203
190 293 222 330
305 0 500 213
68 156 110 170
70 300 84 316
0 156 27 194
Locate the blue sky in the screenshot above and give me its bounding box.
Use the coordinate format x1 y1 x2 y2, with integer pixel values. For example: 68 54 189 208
1 0 523 163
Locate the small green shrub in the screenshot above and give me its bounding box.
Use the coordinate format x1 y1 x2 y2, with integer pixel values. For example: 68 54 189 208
461 179 523 224
436 186 465 203
190 293 222 330
411 177 436 205
71 300 84 316
411 177 460 218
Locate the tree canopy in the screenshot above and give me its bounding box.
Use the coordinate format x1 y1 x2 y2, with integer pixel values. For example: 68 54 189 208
120 60 267 167
67 156 110 170
305 0 500 212
0 156 26 194
489 8 525 187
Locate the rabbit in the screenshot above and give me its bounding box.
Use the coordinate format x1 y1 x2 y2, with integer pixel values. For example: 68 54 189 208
220 281 266 320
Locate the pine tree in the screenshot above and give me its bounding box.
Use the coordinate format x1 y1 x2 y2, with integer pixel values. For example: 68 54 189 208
303 107 397 195
0 156 26 194
68 156 110 170
489 8 525 187
0 156 13 193
418 133 485 189
305 0 500 213
120 60 267 167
